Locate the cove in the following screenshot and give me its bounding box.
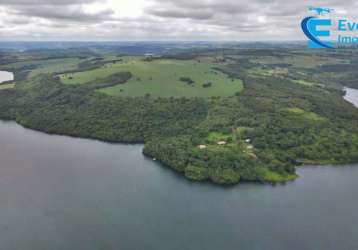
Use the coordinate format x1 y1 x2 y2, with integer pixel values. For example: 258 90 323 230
0 120 358 250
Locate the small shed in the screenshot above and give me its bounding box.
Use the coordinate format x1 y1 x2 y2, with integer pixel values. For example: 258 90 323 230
217 141 227 146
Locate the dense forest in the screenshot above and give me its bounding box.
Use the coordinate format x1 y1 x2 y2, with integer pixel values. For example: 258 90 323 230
1 47 358 185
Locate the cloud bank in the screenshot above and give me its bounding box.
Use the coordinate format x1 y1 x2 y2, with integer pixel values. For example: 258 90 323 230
0 0 357 41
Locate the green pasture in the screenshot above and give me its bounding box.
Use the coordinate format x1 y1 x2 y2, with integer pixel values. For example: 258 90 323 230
285 108 326 122
60 57 243 98
4 58 84 78
0 83 15 90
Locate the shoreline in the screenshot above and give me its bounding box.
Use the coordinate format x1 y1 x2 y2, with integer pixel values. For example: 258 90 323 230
2 118 358 186
0 75 357 186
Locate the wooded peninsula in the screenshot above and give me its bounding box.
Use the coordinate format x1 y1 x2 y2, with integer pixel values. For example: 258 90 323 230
1 45 358 185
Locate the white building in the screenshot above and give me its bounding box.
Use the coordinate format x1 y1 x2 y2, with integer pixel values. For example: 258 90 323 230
217 141 227 145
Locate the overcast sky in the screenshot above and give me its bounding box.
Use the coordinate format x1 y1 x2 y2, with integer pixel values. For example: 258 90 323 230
0 0 356 41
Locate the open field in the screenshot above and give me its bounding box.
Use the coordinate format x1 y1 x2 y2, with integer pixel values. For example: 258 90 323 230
28 58 83 78
291 79 316 86
59 57 243 98
285 108 326 122
4 58 84 78
250 54 349 68
0 83 15 90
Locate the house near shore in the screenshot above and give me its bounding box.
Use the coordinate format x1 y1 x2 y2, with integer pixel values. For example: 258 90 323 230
217 141 227 146
144 53 161 59
145 53 154 58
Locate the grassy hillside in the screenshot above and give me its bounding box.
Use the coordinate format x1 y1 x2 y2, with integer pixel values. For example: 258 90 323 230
59 57 243 98
0 83 15 90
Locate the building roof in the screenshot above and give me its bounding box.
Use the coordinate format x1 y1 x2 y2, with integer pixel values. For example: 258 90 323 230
217 141 227 145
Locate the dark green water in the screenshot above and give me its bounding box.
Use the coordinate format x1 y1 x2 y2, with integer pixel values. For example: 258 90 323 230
0 120 358 250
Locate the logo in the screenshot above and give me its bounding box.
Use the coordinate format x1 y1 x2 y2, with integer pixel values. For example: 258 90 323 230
301 6 334 49
308 7 333 16
301 6 358 48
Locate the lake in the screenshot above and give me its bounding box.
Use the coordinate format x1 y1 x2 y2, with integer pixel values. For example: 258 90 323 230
0 85 357 250
0 120 358 250
0 71 14 83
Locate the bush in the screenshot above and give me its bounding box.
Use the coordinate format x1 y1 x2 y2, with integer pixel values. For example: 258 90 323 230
209 168 241 185
185 165 209 181
203 82 212 88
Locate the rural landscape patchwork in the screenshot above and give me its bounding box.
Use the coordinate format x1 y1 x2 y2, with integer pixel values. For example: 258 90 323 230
1 0 358 249
1 44 358 184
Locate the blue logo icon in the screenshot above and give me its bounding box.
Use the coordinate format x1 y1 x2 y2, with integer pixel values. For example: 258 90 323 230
301 7 334 49
308 6 334 16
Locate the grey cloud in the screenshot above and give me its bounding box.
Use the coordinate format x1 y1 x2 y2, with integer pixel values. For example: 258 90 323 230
2 0 358 41
1 0 114 24
144 0 358 40
146 1 255 16
148 9 214 20
146 0 358 19
0 0 97 5
9 5 114 23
